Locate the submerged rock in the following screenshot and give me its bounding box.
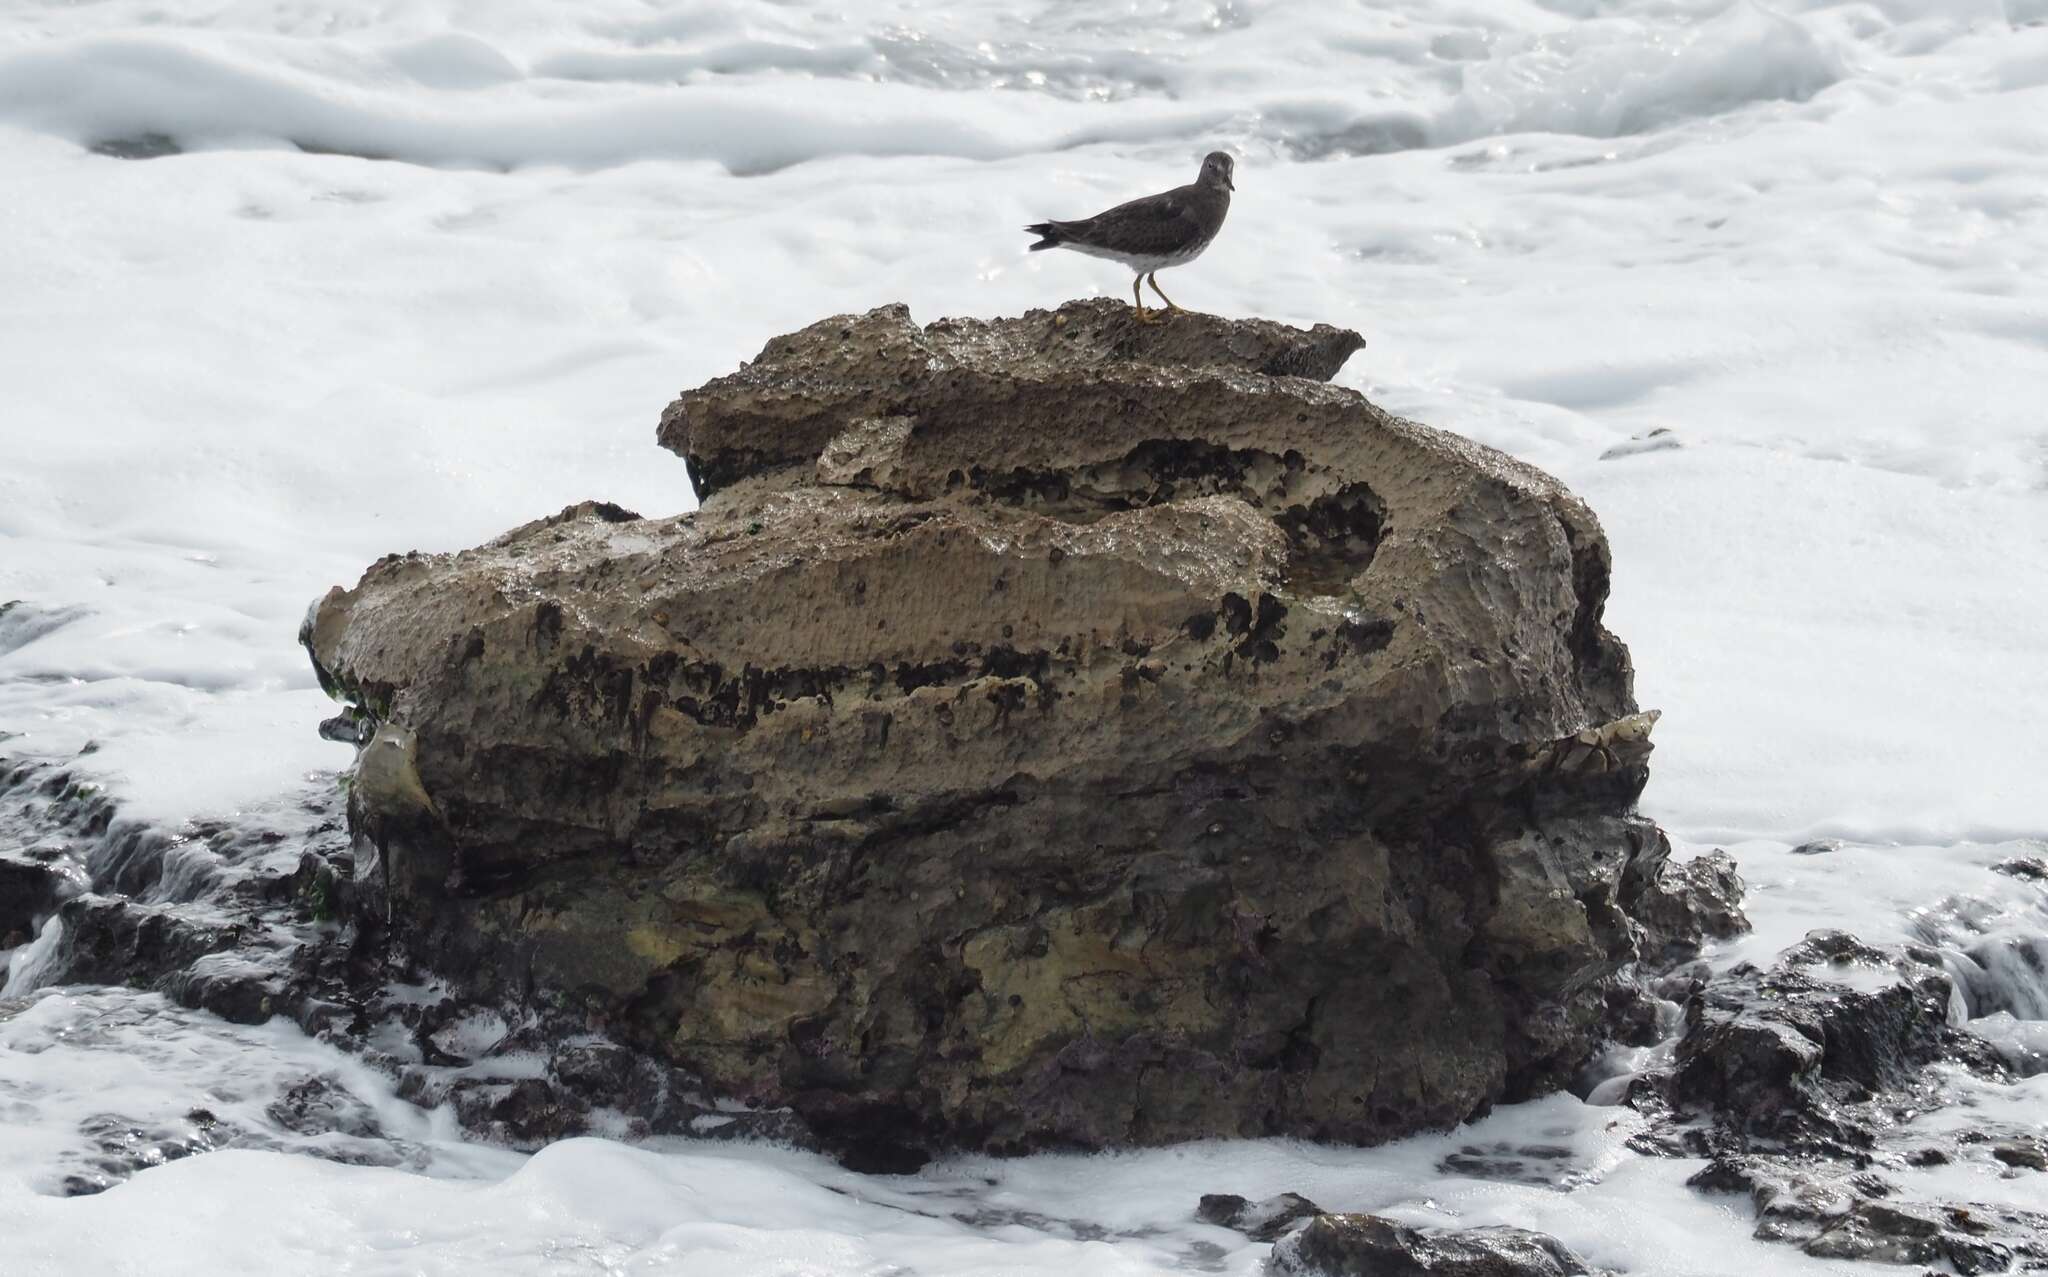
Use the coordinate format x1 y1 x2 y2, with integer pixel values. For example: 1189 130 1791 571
1790 838 1844 857
1269 1213 1595 1276
1687 1153 2047 1273
1989 854 2046 881
305 299 1682 1166
1198 1191 1323 1242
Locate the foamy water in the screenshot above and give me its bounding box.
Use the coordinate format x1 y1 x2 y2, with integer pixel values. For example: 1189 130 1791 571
3 0 2046 1272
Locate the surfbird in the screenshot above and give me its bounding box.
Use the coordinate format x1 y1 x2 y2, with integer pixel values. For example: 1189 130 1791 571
1024 151 1234 322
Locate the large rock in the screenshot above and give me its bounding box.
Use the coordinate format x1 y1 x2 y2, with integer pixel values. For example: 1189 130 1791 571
304 299 1675 1167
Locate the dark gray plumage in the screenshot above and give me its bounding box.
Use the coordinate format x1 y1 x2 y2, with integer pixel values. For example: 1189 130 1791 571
1025 151 1235 321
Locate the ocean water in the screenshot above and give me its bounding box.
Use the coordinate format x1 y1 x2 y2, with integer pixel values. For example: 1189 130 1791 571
1 0 2045 1272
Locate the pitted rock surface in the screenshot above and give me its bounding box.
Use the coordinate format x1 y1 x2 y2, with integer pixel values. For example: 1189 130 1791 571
305 300 1675 1167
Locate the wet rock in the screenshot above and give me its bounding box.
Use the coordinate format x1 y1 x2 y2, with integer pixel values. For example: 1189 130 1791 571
266 1074 389 1141
1269 1213 1594 1276
44 895 246 990
1197 1191 1322 1241
1 851 65 944
1597 427 1680 462
1992 855 2046 882
0 755 782 1171
1684 1152 2045 1270
1647 959 1711 1004
35 892 320 1027
450 1078 585 1147
394 1072 589 1149
306 300 1673 1166
1991 1138 2047 1171
1790 838 1844 856
169 951 293 1025
1598 982 1670 1048
1627 845 1750 965
1671 933 1953 1150
60 1110 237 1196
1801 1202 1944 1265
549 1041 657 1112
1688 1154 1855 1243
1648 927 2048 1270
654 1101 816 1150
1438 1141 1591 1187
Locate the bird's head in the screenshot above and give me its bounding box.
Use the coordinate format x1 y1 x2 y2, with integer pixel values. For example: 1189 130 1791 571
1200 151 1236 192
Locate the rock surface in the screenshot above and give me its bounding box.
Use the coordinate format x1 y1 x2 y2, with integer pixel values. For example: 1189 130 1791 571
1670 930 1959 1153
1269 1213 1595 1276
1198 1191 1323 1242
1628 845 1749 964
1622 927 2048 1272
305 299 1674 1166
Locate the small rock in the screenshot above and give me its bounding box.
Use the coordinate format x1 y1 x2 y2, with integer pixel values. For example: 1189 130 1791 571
550 1042 649 1108
0 854 63 938
1688 1155 1854 1244
1629 848 1750 964
1648 959 1711 1004
1598 428 1681 461
1197 1191 1321 1242
1790 839 1844 856
1991 856 2046 882
1991 1139 2047 1172
267 1074 388 1140
1269 1214 1594 1276
1803 1202 1944 1265
447 1078 587 1148
1670 936 1953 1140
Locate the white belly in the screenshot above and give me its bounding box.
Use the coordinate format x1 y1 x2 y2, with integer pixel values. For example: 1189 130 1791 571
1063 238 1210 273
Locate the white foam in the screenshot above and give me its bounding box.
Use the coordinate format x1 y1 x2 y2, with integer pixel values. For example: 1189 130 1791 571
4 0 2048 1271
0 1005 1883 1277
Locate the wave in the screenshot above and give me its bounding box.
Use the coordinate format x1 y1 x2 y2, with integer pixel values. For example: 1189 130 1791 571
0 5 1851 175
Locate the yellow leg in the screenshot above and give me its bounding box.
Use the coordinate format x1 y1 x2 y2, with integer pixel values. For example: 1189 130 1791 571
1147 272 1184 312
1131 275 1158 323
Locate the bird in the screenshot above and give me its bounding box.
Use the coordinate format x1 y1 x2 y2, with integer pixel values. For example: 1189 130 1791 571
1024 152 1234 323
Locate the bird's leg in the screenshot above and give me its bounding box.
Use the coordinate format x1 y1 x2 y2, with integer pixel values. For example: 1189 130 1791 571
1130 275 1158 323
1147 272 1184 313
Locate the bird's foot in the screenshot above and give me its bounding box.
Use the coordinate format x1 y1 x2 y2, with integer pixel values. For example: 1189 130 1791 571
1131 305 1163 325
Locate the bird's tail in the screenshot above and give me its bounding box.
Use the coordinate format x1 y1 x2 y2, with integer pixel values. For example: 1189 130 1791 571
1024 221 1064 251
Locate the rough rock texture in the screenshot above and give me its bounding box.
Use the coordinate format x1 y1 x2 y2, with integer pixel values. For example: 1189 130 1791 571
1671 930 1959 1153
304 299 1676 1167
1686 1152 2048 1272
0 755 803 1192
1628 845 1749 964
1269 1214 1596 1276
1623 927 2048 1272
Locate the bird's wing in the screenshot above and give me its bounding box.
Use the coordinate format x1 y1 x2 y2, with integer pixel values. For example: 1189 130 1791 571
1069 184 1210 256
